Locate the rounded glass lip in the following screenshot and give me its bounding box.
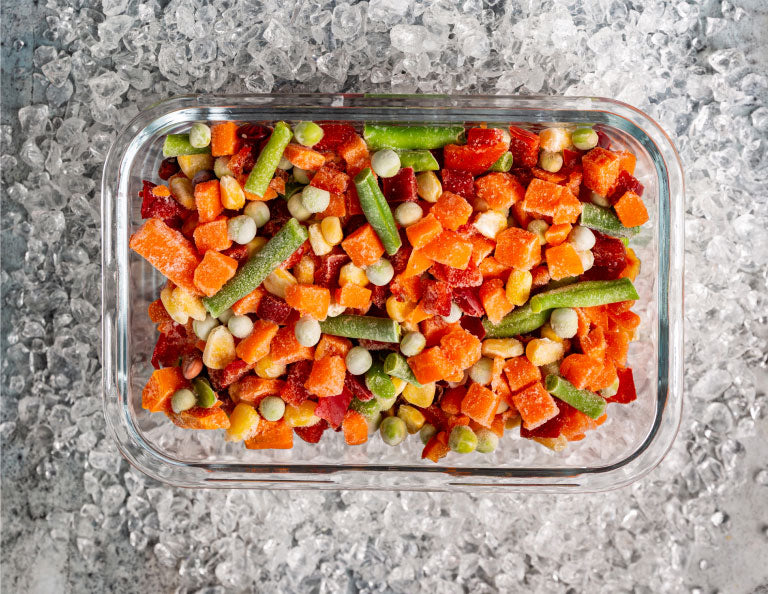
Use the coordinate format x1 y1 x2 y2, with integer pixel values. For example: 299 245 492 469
101 93 684 492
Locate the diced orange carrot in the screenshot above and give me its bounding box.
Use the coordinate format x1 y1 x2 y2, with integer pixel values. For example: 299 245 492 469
444 365 465 385
431 191 473 231
559 354 602 390
142 367 187 413
285 284 331 320
605 330 629 365
315 335 352 360
305 355 346 398
319 192 346 218
512 200 533 228
194 179 223 223
405 303 431 326
478 256 512 280
391 274 425 304
614 190 649 227
311 165 350 194
488 415 506 438
402 249 433 278
582 147 621 196
522 178 582 224
342 410 368 445
544 223 572 246
545 243 584 280
193 216 232 253
494 227 540 270
475 172 525 209
611 311 641 337
567 168 583 196
408 346 453 384
440 386 467 415
447 414 471 431
607 300 635 315
575 307 590 339
422 230 473 270
169 405 231 430
490 356 511 403
440 329 482 370
420 317 461 347
129 218 203 295
588 357 618 392
232 287 265 315
148 299 174 333
582 305 608 329
579 326 606 360
512 382 559 430
334 283 372 309
338 135 370 177
503 356 541 392
422 431 450 462
615 150 636 175
466 233 496 266
284 143 326 171
341 223 385 268
193 251 238 297
479 278 513 324
235 319 279 364
270 324 315 365
531 264 551 290
405 213 443 249
619 247 640 281
244 418 294 449
531 167 568 184
210 122 239 157
558 407 598 441
461 383 501 428
230 376 284 405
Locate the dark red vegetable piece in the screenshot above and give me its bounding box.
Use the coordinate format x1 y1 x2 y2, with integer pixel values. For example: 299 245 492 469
441 169 476 200
238 124 272 144
256 293 293 325
519 411 563 439
221 244 250 262
418 405 448 431
562 149 581 169
382 167 418 203
420 280 452 316
140 180 186 223
345 373 375 402
453 287 485 317
430 261 483 287
150 323 192 369
467 127 506 147
510 167 534 187
596 130 612 149
459 316 486 340
314 250 350 289
227 144 257 176
295 419 329 443
508 126 540 168
158 158 180 180
606 367 637 404
314 123 357 152
314 385 354 428
390 241 412 277
370 285 388 309
282 361 313 406
390 274 426 303
582 232 627 281
608 170 644 204
208 359 252 392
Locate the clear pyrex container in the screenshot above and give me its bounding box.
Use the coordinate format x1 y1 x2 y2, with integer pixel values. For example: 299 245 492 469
101 94 684 492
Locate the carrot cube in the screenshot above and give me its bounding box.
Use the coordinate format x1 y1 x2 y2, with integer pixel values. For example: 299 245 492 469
494 227 540 270
467 233 496 266
390 274 425 304
169 405 231 430
402 249 433 278
244 419 294 449
338 135 370 176
235 319 279 364
479 278 513 324
544 223 572 246
512 382 559 430
210 122 239 157
334 283 372 309
405 213 443 249
142 367 187 413
342 410 368 445
440 329 482 370
605 329 630 366
613 191 649 227
284 143 326 171
545 243 584 280
194 179 223 223
478 257 511 280
341 223 385 268
230 376 284 405
422 431 450 462
270 324 315 365
193 217 232 253
405 303 432 326
193 251 238 297
512 200 533 228
503 356 541 392
579 326 606 360
319 192 347 218
285 284 331 320
315 334 352 360
619 247 641 281
615 150 636 175
588 358 618 392
305 355 346 398
311 165 350 194
420 316 461 347
611 311 641 336
232 287 265 315
582 305 609 329
408 346 453 384
148 299 174 332
431 191 473 231
559 354 602 390
129 218 202 295
422 230 473 270
440 386 467 415
474 172 525 209
522 178 582 224
582 147 621 197
461 383 501 428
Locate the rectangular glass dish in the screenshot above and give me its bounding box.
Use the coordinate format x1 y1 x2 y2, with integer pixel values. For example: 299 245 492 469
101 94 684 492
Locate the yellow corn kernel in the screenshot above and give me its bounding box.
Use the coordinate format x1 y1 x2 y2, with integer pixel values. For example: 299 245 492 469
385 296 416 323
294 255 316 285
202 326 236 370
540 321 563 343
284 400 319 427
161 284 207 325
245 236 267 257
506 270 532 307
525 338 565 366
402 382 436 408
225 403 261 442
391 377 407 397
263 268 297 299
482 338 524 359
416 171 442 202
473 210 507 239
308 222 333 256
505 414 522 430
254 355 286 379
320 216 343 246
339 262 368 287
397 404 426 434
538 127 571 153
533 435 568 452
169 176 195 209
219 175 246 210
177 153 214 179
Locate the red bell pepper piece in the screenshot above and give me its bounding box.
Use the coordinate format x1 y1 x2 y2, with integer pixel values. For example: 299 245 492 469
508 126 540 168
382 167 418 202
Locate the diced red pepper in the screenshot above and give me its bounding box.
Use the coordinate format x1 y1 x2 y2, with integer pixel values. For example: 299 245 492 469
596 129 612 149
419 280 452 316
459 316 486 340
441 169 476 200
256 293 294 325
314 385 354 428
221 243 250 262
294 419 329 443
390 241 412 277
345 373 375 402
237 123 272 144
314 123 357 152
370 285 388 309
606 367 637 404
608 170 645 204
314 251 350 289
150 323 193 369
508 126 540 168
382 167 418 202
444 140 508 176
208 359 253 391
283 360 313 406
227 145 257 176
158 158 180 180
140 180 186 223
467 127 507 147
279 240 310 271
581 232 627 281
452 287 485 317
430 261 483 287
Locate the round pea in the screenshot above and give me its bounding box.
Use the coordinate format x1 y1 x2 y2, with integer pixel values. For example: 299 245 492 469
301 186 331 214
365 259 394 286
346 346 373 375
193 314 219 341
419 423 437 445
395 202 423 227
189 123 211 148
228 314 254 339
214 156 233 178
442 302 462 324
228 215 257 245
294 316 321 347
293 121 324 147
217 308 234 324
539 151 563 173
192 378 217 408
371 149 401 178
448 425 477 454
379 416 407 446
244 201 270 228
259 396 286 421
171 388 196 414
568 225 596 251
469 357 493 385
571 127 599 151
287 193 312 221
550 308 578 339
475 428 499 454
400 331 426 357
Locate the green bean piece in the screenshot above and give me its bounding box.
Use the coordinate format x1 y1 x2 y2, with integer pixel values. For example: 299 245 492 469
483 303 552 338
202 218 308 318
349 397 381 419
162 134 210 157
364 124 465 150
192 378 217 408
365 360 396 403
244 121 293 197
396 150 440 172
545 375 606 419
488 152 513 172
580 203 641 238
353 168 402 255
529 278 639 314
383 352 423 387
318 314 401 343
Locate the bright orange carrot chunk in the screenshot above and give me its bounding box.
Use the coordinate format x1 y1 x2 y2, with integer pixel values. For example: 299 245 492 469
619 247 641 281
129 218 203 296
194 179 223 223
338 135 370 177
232 287 265 315
142 367 187 413
461 383 501 428
341 223 385 268
244 419 294 449
559 353 602 390
231 376 284 404
521 178 582 224
284 143 326 170
310 165 350 194
503 356 541 392
579 326 606 360
319 192 346 218
285 284 331 320
614 190 649 227
494 227 540 270
582 147 621 196
478 256 511 280
545 243 584 280
421 230 473 270
148 299 174 331
474 172 525 209
422 431 450 462
405 213 443 249
479 278 513 324
334 283 372 309
440 329 482 370
235 319 279 364
440 386 466 415
193 251 238 297
615 150 636 175
315 335 352 360
408 346 453 384
544 223 572 246
512 382 559 430
342 410 368 445
431 191 473 231
420 317 461 347
210 121 239 157
605 329 630 366
588 357 618 392
305 355 346 398
402 249 433 278
169 405 231 430
193 217 232 253
270 324 315 366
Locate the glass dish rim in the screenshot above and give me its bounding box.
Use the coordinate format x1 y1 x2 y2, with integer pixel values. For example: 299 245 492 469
101 93 685 493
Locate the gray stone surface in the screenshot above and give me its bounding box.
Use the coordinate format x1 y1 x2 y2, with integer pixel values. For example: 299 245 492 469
1 0 767 592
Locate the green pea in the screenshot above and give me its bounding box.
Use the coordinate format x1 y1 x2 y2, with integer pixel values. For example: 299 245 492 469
171 388 196 414
379 416 407 446
259 396 286 421
571 127 599 151
419 423 437 445
189 123 211 148
293 121 324 147
448 425 477 454
475 428 499 454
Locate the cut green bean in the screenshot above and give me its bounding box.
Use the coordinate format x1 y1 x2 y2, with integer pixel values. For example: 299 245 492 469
192 378 217 408
244 121 293 197
529 278 639 314
483 304 552 338
396 150 440 172
580 203 641 238
318 314 401 343
383 352 423 387
364 124 465 150
202 218 308 318
162 134 210 157
349 397 381 419
354 167 402 255
489 152 513 172
365 360 396 402
545 375 606 419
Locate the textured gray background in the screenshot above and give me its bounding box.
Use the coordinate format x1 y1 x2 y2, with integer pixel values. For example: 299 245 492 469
1 0 767 592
